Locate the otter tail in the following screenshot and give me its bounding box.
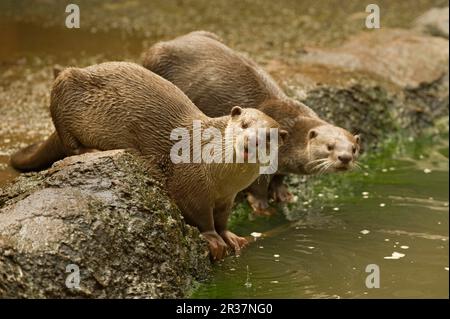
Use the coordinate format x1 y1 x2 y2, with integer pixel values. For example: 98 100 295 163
10 132 66 171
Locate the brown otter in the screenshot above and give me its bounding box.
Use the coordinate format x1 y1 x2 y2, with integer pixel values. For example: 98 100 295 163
142 31 361 216
10 61 286 260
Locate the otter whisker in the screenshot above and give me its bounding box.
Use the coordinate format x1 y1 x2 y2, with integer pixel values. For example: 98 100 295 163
317 164 328 176
308 158 329 165
352 161 362 170
311 160 330 173
306 158 329 170
317 161 333 176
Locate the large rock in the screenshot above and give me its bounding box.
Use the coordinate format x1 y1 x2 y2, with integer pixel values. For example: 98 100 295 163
414 6 449 38
266 28 449 148
0 150 210 298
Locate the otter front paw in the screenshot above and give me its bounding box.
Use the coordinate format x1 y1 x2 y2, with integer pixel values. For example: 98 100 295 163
220 230 248 256
201 231 228 261
271 183 294 203
247 193 276 216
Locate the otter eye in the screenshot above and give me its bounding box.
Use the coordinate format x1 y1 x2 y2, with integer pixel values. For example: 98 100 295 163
241 122 249 129
327 144 334 151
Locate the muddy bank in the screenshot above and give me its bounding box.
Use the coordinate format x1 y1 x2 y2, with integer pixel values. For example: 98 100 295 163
0 150 210 298
2 0 447 55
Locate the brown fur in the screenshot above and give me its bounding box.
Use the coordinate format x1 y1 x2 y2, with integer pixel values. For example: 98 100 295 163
143 31 361 215
10 62 283 260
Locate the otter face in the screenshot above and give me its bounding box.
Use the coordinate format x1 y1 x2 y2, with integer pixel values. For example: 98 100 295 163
305 124 360 174
228 106 288 164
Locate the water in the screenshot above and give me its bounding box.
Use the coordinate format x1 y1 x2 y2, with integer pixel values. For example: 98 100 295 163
193 154 449 298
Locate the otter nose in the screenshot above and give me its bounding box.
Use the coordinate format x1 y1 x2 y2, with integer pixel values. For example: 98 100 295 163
338 154 352 165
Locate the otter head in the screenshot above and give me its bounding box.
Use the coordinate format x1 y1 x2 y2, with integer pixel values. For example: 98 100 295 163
305 124 360 174
228 106 288 164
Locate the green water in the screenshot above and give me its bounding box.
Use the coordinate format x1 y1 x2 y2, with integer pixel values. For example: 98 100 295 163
193 138 449 298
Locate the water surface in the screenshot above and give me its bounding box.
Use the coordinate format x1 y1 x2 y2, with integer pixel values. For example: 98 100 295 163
193 152 449 298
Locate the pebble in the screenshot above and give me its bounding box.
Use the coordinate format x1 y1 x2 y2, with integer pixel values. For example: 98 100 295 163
273 254 280 258
379 203 386 207
424 168 432 174
360 230 370 235
400 246 409 249
333 207 340 211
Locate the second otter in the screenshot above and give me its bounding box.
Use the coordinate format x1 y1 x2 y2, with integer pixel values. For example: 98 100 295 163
143 31 361 216
11 62 286 260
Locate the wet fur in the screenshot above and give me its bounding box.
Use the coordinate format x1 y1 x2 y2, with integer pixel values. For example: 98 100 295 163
143 31 359 215
10 62 281 258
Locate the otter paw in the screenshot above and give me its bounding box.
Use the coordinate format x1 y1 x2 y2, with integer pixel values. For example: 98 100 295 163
201 231 228 261
271 184 294 203
220 230 248 256
247 193 276 216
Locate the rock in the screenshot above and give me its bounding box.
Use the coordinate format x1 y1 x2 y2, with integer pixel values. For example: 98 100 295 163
299 29 448 88
267 28 449 147
0 150 210 298
414 7 449 38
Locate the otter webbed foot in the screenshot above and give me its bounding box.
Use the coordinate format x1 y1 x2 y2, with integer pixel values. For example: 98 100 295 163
220 230 248 256
247 193 276 216
201 231 228 261
270 183 294 203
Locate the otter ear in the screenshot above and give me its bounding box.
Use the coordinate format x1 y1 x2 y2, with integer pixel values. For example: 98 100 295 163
279 129 289 145
354 134 361 145
230 106 243 118
308 129 318 140
53 65 64 79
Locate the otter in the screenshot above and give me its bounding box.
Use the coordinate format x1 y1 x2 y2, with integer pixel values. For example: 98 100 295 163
10 62 286 260
142 31 361 216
